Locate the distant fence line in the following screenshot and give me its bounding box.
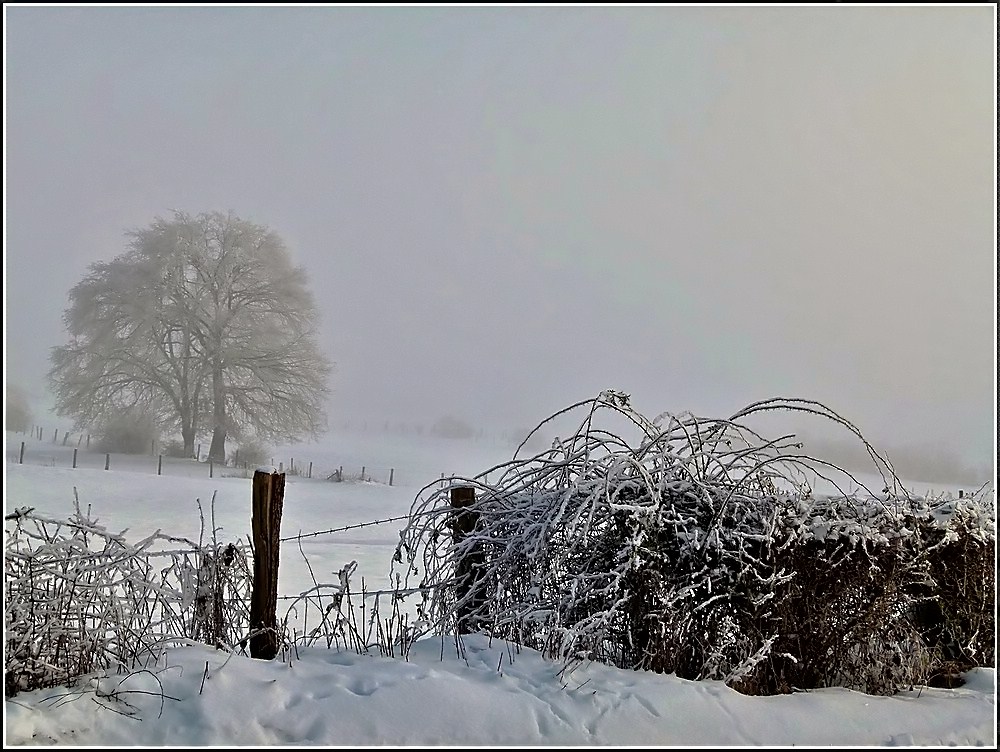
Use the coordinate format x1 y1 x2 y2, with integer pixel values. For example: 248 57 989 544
6 427 463 582
7 428 421 488
22 424 91 448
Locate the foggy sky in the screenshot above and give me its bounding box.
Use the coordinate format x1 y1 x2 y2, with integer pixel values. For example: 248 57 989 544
4 5 996 477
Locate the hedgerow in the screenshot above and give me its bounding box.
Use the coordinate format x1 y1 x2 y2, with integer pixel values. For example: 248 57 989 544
391 390 995 695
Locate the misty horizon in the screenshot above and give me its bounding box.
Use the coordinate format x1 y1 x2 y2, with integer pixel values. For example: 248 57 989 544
4 5 996 480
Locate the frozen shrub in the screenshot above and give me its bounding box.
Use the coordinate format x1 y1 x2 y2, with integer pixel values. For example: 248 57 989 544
391 390 996 696
4 499 251 698
231 437 271 467
916 491 996 674
161 438 192 458
95 412 159 454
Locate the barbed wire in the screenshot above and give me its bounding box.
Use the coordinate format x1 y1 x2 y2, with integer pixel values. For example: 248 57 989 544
6 502 421 549
279 513 414 542
275 583 444 601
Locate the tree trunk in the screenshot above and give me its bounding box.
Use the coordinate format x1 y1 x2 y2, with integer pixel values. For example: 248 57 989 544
209 428 226 463
182 425 196 458
208 361 227 462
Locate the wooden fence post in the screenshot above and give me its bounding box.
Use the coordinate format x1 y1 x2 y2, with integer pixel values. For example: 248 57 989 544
105 453 110 470
72 448 77 469
451 485 486 634
19 442 24 464
308 461 312 479
158 454 163 475
389 468 394 486
249 470 285 660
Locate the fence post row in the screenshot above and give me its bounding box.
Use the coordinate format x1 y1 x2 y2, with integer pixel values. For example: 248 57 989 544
249 470 285 660
450 485 487 634
16 441 395 488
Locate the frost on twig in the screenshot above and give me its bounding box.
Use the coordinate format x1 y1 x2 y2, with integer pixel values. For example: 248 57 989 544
4 497 251 699
390 390 995 696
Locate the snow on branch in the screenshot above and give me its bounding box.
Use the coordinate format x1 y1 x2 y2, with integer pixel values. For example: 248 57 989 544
389 390 996 696
4 497 251 698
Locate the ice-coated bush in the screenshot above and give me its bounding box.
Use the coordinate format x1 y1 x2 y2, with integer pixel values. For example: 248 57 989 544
3 496 250 698
391 390 995 696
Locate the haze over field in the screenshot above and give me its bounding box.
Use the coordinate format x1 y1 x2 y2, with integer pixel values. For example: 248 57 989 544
4 5 997 483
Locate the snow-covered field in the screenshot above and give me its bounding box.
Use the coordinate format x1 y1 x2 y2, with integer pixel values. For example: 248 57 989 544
4 428 996 746
5 428 519 603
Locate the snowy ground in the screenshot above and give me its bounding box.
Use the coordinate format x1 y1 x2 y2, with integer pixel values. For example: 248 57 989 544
5 634 995 747
4 428 996 746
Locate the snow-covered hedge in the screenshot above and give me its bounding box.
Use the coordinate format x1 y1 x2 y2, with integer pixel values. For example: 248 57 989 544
392 390 995 696
3 498 250 698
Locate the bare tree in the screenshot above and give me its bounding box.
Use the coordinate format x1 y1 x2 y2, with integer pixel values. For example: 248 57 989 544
49 211 332 459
